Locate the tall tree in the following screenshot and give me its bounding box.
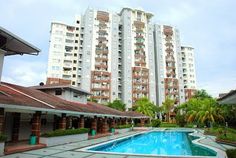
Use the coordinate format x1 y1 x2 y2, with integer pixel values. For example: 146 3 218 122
162 97 175 122
134 97 157 118
106 99 126 111
184 98 224 126
193 89 212 99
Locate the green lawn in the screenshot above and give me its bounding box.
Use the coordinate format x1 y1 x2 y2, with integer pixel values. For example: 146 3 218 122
205 127 236 142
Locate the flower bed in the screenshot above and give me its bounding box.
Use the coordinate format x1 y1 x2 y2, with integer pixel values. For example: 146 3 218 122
40 128 89 147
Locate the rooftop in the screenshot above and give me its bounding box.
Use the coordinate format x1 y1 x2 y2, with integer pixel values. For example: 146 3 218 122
31 83 91 95
0 82 148 118
218 89 236 105
0 26 40 56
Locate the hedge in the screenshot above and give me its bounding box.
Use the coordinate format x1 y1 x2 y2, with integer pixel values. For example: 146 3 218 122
41 128 89 137
0 134 7 142
151 119 161 127
115 124 132 129
160 122 179 128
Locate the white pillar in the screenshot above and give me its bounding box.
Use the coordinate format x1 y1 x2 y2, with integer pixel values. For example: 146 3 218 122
0 49 6 81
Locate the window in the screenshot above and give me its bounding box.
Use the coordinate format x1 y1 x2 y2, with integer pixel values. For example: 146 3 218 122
75 40 78 43
65 39 73 43
76 21 80 24
76 27 79 31
74 46 78 50
73 67 76 70
73 74 76 78
73 60 77 64
72 81 75 85
55 89 62 95
66 32 74 37
65 46 73 52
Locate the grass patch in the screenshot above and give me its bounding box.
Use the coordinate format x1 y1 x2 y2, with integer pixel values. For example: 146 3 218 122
226 149 236 158
160 122 179 128
205 127 236 142
115 124 132 129
41 128 89 137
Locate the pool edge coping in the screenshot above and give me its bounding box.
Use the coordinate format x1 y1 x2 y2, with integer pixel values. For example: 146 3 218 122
78 128 226 158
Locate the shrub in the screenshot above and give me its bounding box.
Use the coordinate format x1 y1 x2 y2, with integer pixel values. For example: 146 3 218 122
145 123 152 127
115 124 132 129
0 134 7 142
226 149 236 158
175 114 187 127
41 128 89 137
217 128 224 135
160 122 179 128
151 119 161 127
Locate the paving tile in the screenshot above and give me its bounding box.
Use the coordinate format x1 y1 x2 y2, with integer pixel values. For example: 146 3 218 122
1 153 41 158
86 153 126 158
40 156 59 158
48 145 79 151
51 151 92 158
127 156 157 158
24 148 62 156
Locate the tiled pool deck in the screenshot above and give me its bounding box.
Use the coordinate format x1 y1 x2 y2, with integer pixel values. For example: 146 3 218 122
2 129 235 158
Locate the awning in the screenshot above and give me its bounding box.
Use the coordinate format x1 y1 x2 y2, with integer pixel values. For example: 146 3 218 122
0 26 40 56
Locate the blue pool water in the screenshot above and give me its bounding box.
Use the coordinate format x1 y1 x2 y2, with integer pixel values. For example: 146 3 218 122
88 131 217 156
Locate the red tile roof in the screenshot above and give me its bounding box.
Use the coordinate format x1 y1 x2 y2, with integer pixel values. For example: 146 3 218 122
125 111 150 118
0 82 148 118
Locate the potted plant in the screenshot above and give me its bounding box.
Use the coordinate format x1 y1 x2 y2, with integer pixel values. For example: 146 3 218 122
29 134 36 145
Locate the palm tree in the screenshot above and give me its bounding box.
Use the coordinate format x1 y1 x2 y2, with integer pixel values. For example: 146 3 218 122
134 97 157 118
162 97 175 122
186 98 224 127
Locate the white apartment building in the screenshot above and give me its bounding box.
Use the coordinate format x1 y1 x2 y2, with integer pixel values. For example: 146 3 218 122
46 7 197 108
154 24 185 106
47 20 82 86
119 8 156 108
180 46 197 100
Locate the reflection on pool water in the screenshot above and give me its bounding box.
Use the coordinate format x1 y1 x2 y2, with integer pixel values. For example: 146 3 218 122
88 131 217 156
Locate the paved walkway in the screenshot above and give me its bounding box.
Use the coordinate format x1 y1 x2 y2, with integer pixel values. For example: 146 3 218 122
2 131 147 158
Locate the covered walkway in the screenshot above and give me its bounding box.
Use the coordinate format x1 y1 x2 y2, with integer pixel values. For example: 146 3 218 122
0 82 149 155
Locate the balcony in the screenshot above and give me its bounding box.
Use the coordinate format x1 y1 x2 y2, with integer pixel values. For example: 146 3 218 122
95 57 108 62
96 49 108 54
91 87 110 91
91 95 110 99
97 36 107 42
95 64 108 69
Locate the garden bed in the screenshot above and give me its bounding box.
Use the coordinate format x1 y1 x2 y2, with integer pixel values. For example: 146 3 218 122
216 138 236 146
40 128 89 147
204 127 236 146
115 124 131 134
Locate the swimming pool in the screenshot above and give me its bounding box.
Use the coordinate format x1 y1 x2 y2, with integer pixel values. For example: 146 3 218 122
86 131 217 157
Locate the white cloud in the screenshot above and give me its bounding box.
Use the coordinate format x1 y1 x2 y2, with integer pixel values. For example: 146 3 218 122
198 73 236 97
2 59 46 86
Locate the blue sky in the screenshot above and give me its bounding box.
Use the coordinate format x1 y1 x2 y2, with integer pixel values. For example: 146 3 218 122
1 0 236 97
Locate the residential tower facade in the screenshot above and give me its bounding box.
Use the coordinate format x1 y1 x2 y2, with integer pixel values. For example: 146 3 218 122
46 7 197 108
